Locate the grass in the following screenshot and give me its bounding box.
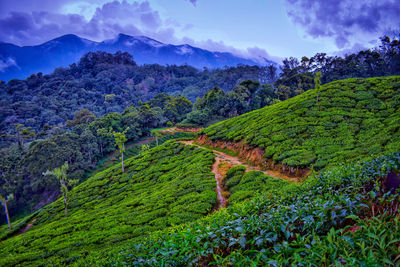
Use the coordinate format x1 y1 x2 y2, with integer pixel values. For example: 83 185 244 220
0 140 216 266
202 76 400 170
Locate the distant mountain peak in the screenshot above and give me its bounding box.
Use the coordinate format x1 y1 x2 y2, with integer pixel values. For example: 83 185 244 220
0 33 277 81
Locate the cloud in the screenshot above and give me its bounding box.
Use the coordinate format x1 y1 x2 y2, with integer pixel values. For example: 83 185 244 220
333 43 368 57
0 0 278 64
0 1 178 45
285 0 400 48
186 0 197 6
181 37 281 63
0 57 18 72
182 24 194 31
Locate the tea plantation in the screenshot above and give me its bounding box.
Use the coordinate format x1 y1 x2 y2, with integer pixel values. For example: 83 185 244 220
223 166 290 205
202 76 400 169
0 141 217 266
1 76 400 266
101 152 400 266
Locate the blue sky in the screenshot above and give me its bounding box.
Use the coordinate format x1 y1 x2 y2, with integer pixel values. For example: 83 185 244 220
0 0 399 61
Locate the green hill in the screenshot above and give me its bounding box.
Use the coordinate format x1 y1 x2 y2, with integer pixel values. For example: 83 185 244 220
1 76 400 266
202 76 400 170
0 141 217 266
101 152 400 266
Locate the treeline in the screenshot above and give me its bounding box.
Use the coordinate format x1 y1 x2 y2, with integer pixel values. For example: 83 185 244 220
0 52 275 136
0 94 193 222
181 80 276 126
274 36 400 100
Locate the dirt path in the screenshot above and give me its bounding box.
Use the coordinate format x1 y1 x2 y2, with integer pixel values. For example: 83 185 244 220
182 141 297 181
158 127 202 134
212 157 228 209
181 140 298 209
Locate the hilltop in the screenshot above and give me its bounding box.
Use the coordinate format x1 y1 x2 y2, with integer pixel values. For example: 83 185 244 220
200 76 400 173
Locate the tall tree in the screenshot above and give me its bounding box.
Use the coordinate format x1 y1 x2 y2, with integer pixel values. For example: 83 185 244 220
43 162 77 216
112 128 129 173
0 193 14 230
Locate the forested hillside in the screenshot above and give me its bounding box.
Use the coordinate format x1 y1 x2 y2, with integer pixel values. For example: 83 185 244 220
0 51 275 134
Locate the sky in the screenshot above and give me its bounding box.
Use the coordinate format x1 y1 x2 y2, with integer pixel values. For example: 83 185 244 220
0 0 399 61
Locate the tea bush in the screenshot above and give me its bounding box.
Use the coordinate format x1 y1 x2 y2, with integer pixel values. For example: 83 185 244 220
0 141 216 266
224 166 289 205
202 76 400 170
104 152 400 266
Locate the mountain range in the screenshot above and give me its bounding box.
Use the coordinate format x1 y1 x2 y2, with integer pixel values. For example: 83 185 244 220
0 33 275 81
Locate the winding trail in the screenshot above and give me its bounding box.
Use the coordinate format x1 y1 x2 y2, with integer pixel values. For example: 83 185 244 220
212 157 228 209
181 140 298 210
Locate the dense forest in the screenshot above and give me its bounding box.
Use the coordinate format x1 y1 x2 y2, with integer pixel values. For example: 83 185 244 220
0 52 276 135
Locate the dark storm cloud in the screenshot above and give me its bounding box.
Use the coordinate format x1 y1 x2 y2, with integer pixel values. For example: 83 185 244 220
285 0 400 48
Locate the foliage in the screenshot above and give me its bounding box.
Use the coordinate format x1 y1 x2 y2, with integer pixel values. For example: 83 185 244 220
183 81 277 126
0 51 272 136
0 141 216 266
203 76 400 170
224 166 289 205
100 152 400 266
0 92 193 222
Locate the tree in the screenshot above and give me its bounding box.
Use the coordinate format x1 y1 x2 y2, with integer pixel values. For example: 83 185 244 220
66 109 96 127
43 162 77 216
150 129 162 146
112 128 129 173
314 71 322 103
0 193 14 230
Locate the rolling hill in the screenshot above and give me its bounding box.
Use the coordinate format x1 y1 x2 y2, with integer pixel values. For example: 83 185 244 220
0 141 217 266
0 33 275 81
200 76 400 172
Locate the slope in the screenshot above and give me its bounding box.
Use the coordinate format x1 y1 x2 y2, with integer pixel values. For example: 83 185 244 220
101 152 400 266
201 76 400 172
0 141 216 266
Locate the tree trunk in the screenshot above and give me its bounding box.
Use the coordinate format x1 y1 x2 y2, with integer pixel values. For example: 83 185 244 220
4 202 12 230
156 135 158 146
64 194 68 216
121 152 124 173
